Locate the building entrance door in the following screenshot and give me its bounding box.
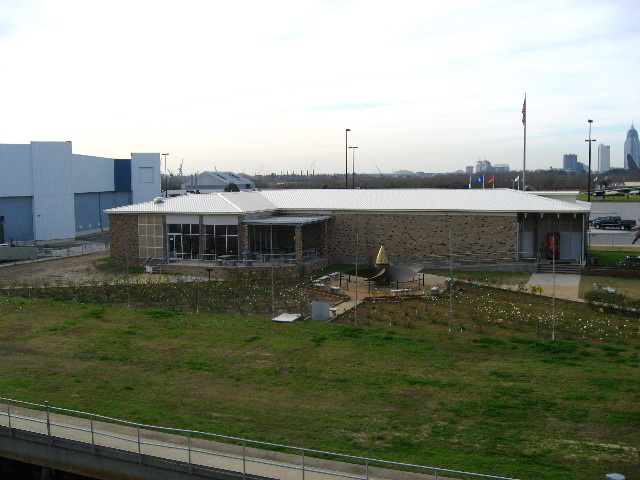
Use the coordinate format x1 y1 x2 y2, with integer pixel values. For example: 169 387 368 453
168 234 182 259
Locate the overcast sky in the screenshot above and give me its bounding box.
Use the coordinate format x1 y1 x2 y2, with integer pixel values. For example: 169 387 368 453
2 0 639 175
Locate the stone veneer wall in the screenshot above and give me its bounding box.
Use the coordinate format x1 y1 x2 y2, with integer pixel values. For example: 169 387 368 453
109 214 139 266
326 213 518 264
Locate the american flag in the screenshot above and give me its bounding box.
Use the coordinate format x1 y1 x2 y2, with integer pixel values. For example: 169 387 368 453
522 96 526 126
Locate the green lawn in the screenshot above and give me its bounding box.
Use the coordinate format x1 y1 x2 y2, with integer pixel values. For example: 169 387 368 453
580 275 640 301
420 269 532 285
0 292 638 480
588 250 640 269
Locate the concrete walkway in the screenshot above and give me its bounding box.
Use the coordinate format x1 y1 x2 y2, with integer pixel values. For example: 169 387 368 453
0 404 476 480
526 273 581 301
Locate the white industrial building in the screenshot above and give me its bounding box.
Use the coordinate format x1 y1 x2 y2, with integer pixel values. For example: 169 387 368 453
180 171 255 192
0 141 160 242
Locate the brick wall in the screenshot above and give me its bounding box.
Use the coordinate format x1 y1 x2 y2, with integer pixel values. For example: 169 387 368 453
109 214 139 266
326 213 518 264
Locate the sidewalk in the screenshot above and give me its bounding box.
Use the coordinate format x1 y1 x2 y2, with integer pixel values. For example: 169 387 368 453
526 273 581 301
0 404 462 480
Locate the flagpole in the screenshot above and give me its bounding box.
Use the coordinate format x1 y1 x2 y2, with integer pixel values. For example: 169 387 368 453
483 176 485 189
522 93 526 190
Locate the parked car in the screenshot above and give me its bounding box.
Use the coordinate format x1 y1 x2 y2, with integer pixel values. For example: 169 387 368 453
592 216 637 230
588 216 605 227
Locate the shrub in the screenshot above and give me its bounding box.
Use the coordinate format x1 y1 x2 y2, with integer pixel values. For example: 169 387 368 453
584 289 626 308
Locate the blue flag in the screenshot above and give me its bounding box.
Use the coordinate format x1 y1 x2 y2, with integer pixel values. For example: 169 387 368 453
475 175 484 183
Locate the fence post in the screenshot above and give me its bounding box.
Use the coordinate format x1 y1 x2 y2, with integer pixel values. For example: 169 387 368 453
302 450 305 480
7 402 11 430
188 432 192 474
434 469 438 480
242 441 246 479
137 426 141 463
45 401 51 444
365 460 369 480
90 415 95 453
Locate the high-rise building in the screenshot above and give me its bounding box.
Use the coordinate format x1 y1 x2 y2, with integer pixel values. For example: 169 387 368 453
624 123 639 170
598 144 610 172
476 159 491 172
563 154 578 171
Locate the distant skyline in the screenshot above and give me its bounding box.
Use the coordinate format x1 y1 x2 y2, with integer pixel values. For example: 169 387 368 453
1 0 639 175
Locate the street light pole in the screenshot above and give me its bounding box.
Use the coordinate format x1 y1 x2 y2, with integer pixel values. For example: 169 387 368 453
345 129 351 189
162 153 170 197
585 120 595 202
349 146 358 189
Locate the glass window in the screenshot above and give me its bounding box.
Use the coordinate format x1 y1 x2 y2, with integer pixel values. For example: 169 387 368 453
227 237 238 255
205 236 215 256
227 225 238 235
168 224 180 234
191 224 199 234
205 225 215 236
181 224 191 235
215 236 226 256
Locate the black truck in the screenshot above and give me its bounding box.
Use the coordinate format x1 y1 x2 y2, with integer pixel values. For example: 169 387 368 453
592 216 637 230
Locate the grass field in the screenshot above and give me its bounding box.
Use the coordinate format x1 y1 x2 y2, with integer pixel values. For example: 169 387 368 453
0 290 638 480
587 250 640 269
580 275 640 301
420 269 532 285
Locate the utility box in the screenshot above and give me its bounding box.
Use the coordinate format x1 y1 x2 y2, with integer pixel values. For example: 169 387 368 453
312 301 331 321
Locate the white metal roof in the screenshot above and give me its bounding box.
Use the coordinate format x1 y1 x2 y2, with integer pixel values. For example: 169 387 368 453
106 192 274 214
261 189 590 213
244 215 332 226
107 189 590 215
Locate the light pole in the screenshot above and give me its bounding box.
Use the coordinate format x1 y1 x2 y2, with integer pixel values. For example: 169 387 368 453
162 153 170 196
349 146 358 189
345 129 351 189
585 120 595 202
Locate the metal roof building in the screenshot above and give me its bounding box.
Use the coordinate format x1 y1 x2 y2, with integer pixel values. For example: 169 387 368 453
107 189 590 270
108 189 589 215
0 141 160 242
181 172 255 192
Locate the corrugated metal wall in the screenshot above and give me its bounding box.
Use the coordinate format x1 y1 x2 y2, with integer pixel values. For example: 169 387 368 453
114 159 132 192
74 191 132 233
131 153 161 204
72 155 115 193
31 142 76 240
0 197 34 241
0 145 33 197
101 191 131 229
74 193 101 233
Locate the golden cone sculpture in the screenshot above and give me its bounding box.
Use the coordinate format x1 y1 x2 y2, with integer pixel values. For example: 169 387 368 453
375 245 389 265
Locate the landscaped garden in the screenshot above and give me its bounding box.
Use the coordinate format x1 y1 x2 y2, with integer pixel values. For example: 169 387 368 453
0 282 638 480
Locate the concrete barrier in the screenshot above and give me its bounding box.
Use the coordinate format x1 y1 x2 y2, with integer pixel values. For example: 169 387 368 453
0 246 38 262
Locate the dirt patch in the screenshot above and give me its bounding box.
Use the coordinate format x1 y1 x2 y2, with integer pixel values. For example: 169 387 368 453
0 253 110 286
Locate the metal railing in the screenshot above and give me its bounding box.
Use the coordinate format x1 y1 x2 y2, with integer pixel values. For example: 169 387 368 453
36 242 108 258
0 396 518 480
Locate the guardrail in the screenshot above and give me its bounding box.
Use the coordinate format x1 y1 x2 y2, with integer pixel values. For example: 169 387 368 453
0 396 518 480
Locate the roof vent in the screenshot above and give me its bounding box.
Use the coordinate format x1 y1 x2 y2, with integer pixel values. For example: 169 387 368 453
153 197 164 204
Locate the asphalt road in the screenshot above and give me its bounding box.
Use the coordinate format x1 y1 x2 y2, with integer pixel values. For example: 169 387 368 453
588 229 638 246
589 202 640 220
587 202 640 246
